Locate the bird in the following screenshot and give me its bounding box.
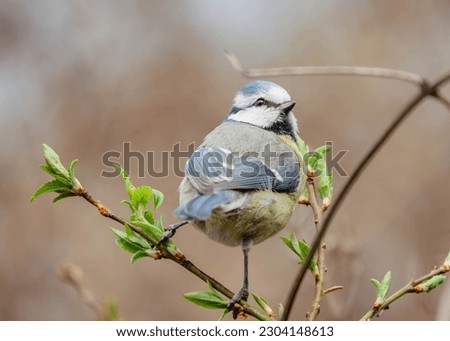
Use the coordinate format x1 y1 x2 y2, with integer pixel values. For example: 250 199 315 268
158 80 303 312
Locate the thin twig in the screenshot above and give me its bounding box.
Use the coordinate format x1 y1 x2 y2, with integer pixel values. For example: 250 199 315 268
79 189 269 321
225 50 428 89
305 177 326 321
322 286 344 296
360 263 450 321
58 261 105 320
432 90 450 110
282 72 450 321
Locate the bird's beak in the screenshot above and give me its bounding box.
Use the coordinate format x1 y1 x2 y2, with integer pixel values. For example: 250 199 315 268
279 101 296 115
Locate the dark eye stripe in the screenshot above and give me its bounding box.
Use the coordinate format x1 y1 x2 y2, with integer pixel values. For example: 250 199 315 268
227 99 279 118
250 99 277 108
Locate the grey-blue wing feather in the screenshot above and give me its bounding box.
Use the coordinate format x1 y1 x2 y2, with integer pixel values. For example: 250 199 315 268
174 190 241 220
185 146 300 194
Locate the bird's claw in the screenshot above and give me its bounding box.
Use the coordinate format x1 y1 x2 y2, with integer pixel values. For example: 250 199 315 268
156 220 189 248
156 226 177 247
226 288 249 319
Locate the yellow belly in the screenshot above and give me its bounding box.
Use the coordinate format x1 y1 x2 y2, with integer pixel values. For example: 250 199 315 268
193 190 298 247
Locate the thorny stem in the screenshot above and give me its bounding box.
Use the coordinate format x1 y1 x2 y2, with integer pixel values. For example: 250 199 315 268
305 177 326 321
78 189 269 321
360 264 450 321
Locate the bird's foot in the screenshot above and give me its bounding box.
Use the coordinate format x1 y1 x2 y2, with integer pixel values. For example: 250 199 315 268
156 221 188 247
227 287 249 319
156 229 175 248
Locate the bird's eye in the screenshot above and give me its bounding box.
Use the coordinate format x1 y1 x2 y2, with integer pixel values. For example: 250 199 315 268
254 98 266 107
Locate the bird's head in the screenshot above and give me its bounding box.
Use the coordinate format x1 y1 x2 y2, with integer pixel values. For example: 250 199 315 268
227 80 297 140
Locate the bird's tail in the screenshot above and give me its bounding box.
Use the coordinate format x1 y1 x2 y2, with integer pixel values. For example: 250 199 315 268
174 190 242 221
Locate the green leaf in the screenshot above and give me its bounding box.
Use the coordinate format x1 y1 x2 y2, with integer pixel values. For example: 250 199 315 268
444 251 450 264
314 144 331 156
152 189 164 210
111 228 151 254
299 241 317 272
218 309 229 321
116 239 140 254
156 216 164 231
124 223 134 238
131 220 163 242
302 144 333 201
317 180 333 200
277 303 284 319
111 228 128 240
40 164 72 186
120 200 135 212
281 233 305 259
42 144 70 180
371 271 391 300
252 293 272 316
131 250 148 263
67 159 79 183
370 279 381 291
207 280 221 297
314 156 326 178
281 234 317 272
307 155 318 171
30 179 71 202
131 185 152 210
280 236 295 254
52 192 77 203
378 271 391 299
296 135 309 157
144 210 154 225
104 297 119 321
316 157 333 200
183 291 228 309
116 164 135 198
306 144 332 179
42 144 62 165
419 275 446 292
206 281 229 319
289 233 302 257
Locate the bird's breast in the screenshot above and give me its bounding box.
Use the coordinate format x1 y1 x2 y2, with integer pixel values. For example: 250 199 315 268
193 190 297 247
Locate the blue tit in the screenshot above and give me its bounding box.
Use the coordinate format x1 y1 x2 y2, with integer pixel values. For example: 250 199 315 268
159 80 303 309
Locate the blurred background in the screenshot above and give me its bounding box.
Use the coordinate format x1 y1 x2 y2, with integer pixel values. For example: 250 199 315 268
1 0 449 321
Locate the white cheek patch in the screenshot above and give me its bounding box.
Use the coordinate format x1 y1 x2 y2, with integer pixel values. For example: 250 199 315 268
228 107 279 128
230 82 295 131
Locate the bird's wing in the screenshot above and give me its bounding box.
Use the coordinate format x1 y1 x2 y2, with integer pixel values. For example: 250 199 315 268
174 190 244 220
185 146 300 194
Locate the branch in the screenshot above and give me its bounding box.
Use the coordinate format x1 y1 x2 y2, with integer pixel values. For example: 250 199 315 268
32 146 269 321
322 285 344 296
225 50 428 89
58 261 106 320
79 189 269 321
434 91 450 111
304 177 326 321
361 259 450 321
280 71 450 320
